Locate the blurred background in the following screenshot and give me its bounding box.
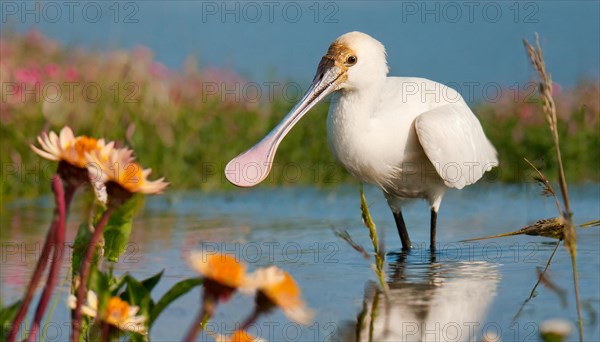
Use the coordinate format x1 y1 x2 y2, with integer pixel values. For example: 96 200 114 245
5 1 599 86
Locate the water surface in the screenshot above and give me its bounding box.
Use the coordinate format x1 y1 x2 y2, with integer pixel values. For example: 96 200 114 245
1 184 599 340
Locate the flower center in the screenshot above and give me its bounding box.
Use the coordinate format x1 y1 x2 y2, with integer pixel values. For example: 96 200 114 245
118 161 145 192
230 330 255 342
207 254 245 287
105 297 130 322
66 136 99 167
263 273 300 308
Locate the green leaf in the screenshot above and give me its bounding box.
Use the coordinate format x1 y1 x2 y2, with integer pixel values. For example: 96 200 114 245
141 270 164 292
89 269 110 316
103 221 133 262
72 221 94 276
109 275 128 296
0 300 22 339
122 275 150 308
150 278 203 324
128 331 147 342
102 194 145 262
89 268 110 294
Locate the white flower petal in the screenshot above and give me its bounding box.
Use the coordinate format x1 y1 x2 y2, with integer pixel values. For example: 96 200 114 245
67 292 98 318
283 305 314 326
67 295 77 309
59 126 74 148
128 305 140 317
87 290 98 310
81 304 97 318
30 145 60 161
48 131 59 148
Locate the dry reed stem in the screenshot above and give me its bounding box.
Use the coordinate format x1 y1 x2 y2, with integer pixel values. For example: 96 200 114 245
524 158 562 213
513 240 562 322
523 33 581 341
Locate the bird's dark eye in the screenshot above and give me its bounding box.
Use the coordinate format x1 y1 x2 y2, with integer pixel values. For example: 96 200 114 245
346 55 357 66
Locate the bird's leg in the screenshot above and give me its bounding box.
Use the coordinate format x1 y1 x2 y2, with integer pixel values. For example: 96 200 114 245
393 210 412 250
430 208 438 251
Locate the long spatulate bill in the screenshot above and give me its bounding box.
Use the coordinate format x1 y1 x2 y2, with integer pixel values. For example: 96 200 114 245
225 59 341 187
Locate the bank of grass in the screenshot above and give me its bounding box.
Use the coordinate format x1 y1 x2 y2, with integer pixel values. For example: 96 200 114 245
1 30 598 201
477 80 600 183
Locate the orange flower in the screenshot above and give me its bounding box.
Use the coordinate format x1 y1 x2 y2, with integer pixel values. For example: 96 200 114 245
187 252 249 322
104 296 146 335
31 126 115 186
248 266 313 325
86 147 168 204
68 291 146 335
31 126 114 168
215 330 264 342
188 251 247 289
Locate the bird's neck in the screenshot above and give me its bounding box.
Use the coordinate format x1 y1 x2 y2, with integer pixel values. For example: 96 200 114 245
332 80 385 123
327 80 386 171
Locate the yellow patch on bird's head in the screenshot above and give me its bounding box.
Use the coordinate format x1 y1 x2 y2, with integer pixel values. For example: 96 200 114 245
314 42 358 86
326 42 358 68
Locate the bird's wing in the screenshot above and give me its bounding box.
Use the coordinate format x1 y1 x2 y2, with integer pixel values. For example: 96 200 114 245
415 103 498 189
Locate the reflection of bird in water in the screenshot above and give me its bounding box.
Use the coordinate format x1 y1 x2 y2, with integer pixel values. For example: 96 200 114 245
225 31 498 250
339 254 500 341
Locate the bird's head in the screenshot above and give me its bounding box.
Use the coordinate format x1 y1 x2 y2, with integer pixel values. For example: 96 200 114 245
225 32 388 187
315 31 389 92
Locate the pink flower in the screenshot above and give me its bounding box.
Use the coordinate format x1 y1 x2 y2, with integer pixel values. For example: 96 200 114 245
45 64 59 78
201 67 245 85
517 104 534 121
24 29 59 53
551 82 561 96
25 29 44 45
133 45 153 62
149 62 169 79
65 67 79 81
14 67 42 85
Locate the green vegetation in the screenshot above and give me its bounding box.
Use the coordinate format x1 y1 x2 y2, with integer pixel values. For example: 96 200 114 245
478 81 600 183
1 30 598 202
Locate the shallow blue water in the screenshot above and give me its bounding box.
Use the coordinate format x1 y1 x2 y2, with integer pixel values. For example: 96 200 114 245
1 184 599 341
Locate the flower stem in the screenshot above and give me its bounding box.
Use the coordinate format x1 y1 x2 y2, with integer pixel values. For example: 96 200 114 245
71 206 115 342
183 312 210 342
27 176 67 342
7 224 54 342
240 306 263 331
8 177 75 342
63 183 77 212
101 321 110 342
184 295 215 342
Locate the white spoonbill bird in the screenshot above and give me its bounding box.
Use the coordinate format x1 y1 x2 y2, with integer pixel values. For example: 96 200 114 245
225 32 498 250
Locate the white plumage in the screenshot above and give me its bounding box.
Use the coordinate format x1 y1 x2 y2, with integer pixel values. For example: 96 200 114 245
225 31 498 250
